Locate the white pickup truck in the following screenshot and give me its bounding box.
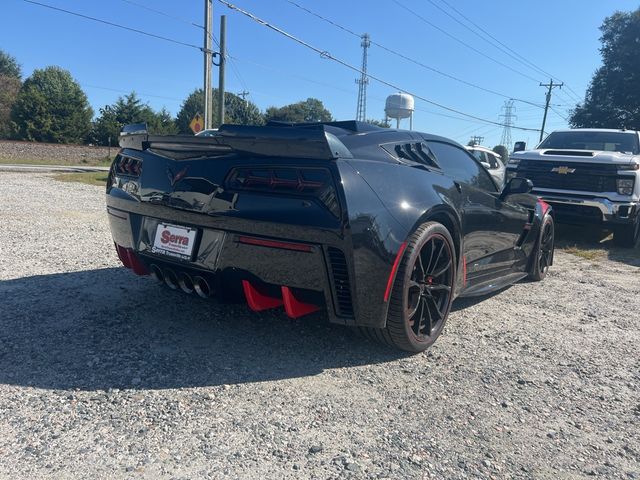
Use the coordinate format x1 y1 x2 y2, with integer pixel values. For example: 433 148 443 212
506 128 640 247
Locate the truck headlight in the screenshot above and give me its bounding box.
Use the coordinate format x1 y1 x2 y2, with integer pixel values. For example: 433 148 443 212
616 178 635 195
507 158 520 166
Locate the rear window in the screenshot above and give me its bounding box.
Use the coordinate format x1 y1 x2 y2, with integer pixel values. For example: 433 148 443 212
538 131 639 154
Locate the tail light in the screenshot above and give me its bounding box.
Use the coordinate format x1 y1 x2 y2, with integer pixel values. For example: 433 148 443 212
226 167 341 217
113 155 143 177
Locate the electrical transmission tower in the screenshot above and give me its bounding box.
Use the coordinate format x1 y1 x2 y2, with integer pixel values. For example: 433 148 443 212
499 99 517 148
355 33 371 122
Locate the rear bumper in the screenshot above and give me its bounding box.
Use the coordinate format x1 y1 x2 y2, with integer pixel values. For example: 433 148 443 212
536 194 638 225
105 192 400 327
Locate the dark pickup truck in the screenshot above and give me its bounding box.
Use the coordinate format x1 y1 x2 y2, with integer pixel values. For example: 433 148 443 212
506 128 640 247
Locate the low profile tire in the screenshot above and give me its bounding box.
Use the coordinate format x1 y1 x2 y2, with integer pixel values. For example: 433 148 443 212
363 222 456 353
528 214 554 281
612 218 639 248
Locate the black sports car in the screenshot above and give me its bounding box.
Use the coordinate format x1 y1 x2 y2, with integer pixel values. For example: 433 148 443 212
107 121 554 352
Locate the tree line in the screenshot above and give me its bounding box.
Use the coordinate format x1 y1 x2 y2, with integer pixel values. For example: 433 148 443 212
0 50 347 146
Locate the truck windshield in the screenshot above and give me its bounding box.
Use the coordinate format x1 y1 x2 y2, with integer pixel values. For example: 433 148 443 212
538 131 639 154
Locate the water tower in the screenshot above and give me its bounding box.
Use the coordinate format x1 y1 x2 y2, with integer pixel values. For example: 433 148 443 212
385 93 415 129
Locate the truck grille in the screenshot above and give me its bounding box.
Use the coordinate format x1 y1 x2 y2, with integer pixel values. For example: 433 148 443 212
518 160 619 193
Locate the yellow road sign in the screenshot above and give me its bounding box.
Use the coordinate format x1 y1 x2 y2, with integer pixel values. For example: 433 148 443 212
190 114 204 134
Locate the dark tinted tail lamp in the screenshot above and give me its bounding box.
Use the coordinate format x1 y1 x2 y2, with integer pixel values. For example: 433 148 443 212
114 155 143 177
226 166 341 217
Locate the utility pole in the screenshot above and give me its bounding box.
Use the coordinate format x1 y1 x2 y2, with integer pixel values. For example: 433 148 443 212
470 135 484 146
539 79 563 142
237 90 250 103
203 0 213 130
217 15 226 127
499 99 516 148
355 33 370 122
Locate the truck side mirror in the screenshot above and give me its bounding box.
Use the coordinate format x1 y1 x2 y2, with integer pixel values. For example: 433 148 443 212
513 141 526 152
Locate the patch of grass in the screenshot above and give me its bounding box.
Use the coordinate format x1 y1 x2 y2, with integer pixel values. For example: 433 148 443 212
0 156 114 167
562 245 605 261
53 172 109 187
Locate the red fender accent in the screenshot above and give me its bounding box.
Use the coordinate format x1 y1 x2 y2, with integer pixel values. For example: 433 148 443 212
126 250 149 276
114 243 148 275
383 241 408 302
242 280 283 311
281 286 320 318
115 243 131 268
537 199 551 216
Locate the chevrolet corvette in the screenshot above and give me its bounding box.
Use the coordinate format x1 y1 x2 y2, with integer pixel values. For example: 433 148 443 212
107 121 554 352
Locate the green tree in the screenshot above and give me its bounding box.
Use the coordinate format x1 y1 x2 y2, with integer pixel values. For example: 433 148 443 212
175 88 264 134
90 92 177 145
570 8 640 128
0 76 21 138
492 145 509 163
147 107 179 136
11 66 93 143
0 50 21 79
366 118 390 128
264 98 332 123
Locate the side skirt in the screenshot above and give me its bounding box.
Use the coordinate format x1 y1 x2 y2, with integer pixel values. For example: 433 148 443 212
457 271 528 298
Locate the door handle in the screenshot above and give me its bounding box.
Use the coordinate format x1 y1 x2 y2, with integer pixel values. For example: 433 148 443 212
454 181 462 193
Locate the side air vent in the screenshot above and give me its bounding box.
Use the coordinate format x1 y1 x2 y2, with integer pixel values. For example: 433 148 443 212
381 142 440 169
326 247 354 319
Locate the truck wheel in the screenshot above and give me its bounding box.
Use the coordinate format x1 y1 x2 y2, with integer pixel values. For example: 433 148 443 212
362 222 456 353
613 218 640 248
529 214 554 281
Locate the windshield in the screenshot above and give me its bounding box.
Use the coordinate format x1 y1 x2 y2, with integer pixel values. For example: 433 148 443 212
538 131 639 154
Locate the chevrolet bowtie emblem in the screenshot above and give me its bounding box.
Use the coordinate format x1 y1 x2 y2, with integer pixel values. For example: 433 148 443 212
551 166 576 174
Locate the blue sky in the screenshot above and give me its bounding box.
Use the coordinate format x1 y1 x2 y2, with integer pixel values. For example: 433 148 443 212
1 0 638 147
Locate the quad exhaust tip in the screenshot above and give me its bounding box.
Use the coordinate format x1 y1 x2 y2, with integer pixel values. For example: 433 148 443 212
193 276 212 298
178 272 195 294
149 264 164 283
163 269 179 290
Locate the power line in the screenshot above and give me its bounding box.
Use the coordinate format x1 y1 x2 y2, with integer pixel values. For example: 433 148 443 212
217 0 540 132
117 0 250 96
436 0 583 103
119 0 202 29
236 55 489 124
82 83 183 102
23 0 202 50
391 0 541 84
285 0 545 109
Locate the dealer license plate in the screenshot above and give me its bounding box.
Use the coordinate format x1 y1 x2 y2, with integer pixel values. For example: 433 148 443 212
152 223 198 260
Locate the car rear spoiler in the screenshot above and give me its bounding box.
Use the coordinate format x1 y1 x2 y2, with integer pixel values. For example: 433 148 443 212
119 123 353 160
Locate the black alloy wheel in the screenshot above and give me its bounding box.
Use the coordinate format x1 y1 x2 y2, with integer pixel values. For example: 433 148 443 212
529 214 554 281
363 222 456 353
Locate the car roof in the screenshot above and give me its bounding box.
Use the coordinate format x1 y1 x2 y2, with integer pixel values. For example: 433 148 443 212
465 145 500 155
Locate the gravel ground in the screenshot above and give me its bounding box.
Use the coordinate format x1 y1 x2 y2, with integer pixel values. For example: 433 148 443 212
0 172 639 480
0 140 111 164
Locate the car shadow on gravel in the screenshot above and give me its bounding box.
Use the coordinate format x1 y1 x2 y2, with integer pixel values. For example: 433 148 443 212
0 268 407 391
554 224 640 267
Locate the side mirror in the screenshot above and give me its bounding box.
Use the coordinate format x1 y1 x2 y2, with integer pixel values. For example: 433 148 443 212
480 161 491 170
513 141 526 152
500 177 533 200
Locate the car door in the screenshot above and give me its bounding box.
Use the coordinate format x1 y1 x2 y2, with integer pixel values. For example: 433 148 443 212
427 141 529 280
